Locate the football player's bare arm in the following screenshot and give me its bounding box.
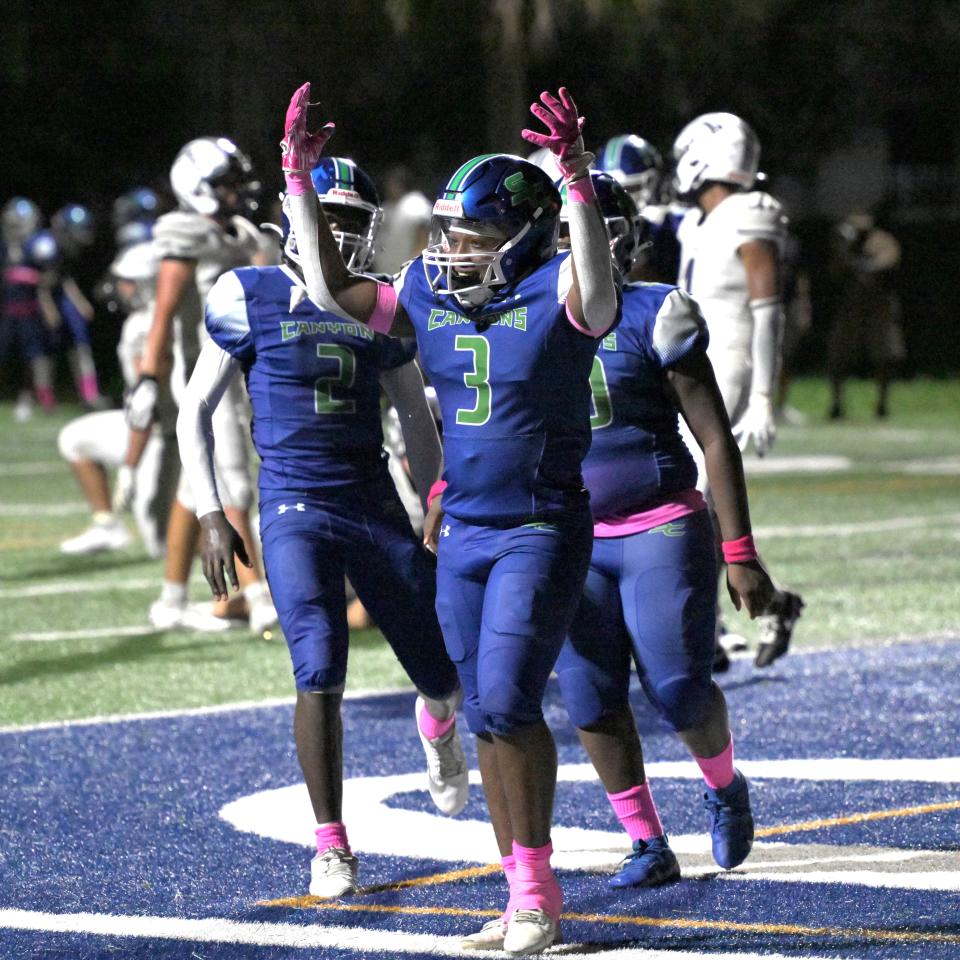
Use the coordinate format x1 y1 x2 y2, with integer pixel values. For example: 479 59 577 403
667 349 774 618
740 239 779 301
139 257 195 378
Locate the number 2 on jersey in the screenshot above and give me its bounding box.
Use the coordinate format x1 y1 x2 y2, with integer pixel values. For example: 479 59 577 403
314 344 356 414
454 334 491 426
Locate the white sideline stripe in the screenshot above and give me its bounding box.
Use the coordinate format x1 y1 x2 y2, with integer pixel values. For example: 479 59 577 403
0 685 413 735
744 455 851 474
0 461 63 476
0 578 158 600
0 501 88 516
0 908 840 959
11 625 160 642
755 512 960 538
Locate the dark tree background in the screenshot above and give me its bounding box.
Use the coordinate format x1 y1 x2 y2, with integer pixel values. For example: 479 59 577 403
2 0 958 386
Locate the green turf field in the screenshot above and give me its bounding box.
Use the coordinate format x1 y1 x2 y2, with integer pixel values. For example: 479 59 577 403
2 376 958 728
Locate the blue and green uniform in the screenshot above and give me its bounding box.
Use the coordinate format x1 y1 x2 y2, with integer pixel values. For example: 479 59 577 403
554 282 720 732
205 265 457 697
396 254 603 735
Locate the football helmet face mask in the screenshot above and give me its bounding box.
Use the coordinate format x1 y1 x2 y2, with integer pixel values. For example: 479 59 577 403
310 158 382 271
2 197 42 248
169 137 261 218
672 112 760 199
423 153 561 311
597 135 664 208
558 171 646 275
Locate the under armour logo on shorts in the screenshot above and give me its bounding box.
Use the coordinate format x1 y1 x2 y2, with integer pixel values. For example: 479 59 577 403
278 503 306 515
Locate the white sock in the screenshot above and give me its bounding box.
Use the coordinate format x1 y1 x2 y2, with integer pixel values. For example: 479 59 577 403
160 580 188 606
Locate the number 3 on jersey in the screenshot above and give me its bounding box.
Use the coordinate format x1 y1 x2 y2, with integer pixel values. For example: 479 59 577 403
455 334 491 426
314 344 356 415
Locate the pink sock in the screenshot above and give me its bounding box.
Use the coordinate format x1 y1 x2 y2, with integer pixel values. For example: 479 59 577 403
315 821 350 855
511 840 562 921
79 373 100 404
35 385 56 410
500 854 517 923
607 783 664 841
417 700 455 740
694 735 736 790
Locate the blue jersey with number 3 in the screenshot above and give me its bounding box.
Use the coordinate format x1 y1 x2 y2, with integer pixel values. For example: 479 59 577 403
397 254 601 525
583 282 707 517
205 265 414 495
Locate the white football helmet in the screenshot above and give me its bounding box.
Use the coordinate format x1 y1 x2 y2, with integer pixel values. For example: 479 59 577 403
672 113 760 198
169 137 259 217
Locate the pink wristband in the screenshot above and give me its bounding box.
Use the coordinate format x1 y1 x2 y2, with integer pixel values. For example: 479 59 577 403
283 171 313 197
427 480 447 509
722 534 758 564
566 175 596 204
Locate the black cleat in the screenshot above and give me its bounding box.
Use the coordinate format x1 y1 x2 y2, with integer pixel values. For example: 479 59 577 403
754 591 805 667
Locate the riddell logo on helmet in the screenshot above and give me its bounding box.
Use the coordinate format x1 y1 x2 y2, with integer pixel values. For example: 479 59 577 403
327 188 361 201
433 199 464 218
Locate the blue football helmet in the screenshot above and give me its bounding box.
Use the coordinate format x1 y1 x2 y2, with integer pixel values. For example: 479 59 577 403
113 188 160 247
311 158 382 271
423 153 562 310
558 172 647 275
597 135 664 208
51 204 95 255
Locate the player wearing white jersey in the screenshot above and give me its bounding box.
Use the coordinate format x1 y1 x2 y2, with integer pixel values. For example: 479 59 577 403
120 137 276 634
672 113 803 668
58 243 178 557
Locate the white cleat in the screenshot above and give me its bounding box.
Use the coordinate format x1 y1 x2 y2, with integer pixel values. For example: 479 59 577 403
149 599 233 633
309 846 359 898
461 918 507 951
249 598 279 635
717 621 749 654
503 909 559 956
415 696 469 816
60 520 131 555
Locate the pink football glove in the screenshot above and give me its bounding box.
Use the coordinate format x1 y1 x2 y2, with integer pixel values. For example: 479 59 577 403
521 87 592 179
280 82 335 194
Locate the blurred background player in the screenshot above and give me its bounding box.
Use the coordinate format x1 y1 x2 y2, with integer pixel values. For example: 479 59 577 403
371 165 431 274
1 197 58 420
120 136 276 634
113 187 162 249
827 211 904 420
672 112 804 668
552 171 773 893
58 241 178 557
49 203 107 409
179 155 468 898
596 134 683 283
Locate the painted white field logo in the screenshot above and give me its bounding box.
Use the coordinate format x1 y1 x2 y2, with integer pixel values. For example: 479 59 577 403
221 757 960 891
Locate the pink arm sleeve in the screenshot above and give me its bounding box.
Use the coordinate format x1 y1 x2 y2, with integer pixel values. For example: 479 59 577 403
369 281 399 334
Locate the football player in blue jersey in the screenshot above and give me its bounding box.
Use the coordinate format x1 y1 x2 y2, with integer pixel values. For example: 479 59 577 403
280 82 618 954
550 172 775 891
177 156 468 901
596 134 683 283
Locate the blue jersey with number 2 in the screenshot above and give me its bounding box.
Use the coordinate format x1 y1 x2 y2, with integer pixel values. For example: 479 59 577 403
205 265 414 496
398 254 601 525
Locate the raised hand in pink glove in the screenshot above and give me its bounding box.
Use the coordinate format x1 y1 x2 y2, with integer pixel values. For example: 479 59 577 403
521 87 593 180
280 82 335 194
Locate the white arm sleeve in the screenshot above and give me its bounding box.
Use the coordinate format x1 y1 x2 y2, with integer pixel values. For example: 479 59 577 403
380 360 442 513
176 339 241 518
285 192 345 315
748 296 784 397
566 196 618 334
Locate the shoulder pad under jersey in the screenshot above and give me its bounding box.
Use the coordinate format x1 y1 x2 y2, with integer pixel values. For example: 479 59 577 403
726 191 788 247
153 211 218 261
651 287 708 366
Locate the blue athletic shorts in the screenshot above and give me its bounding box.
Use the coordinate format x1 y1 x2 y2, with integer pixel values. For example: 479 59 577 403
259 479 458 698
555 509 718 732
434 508 594 735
